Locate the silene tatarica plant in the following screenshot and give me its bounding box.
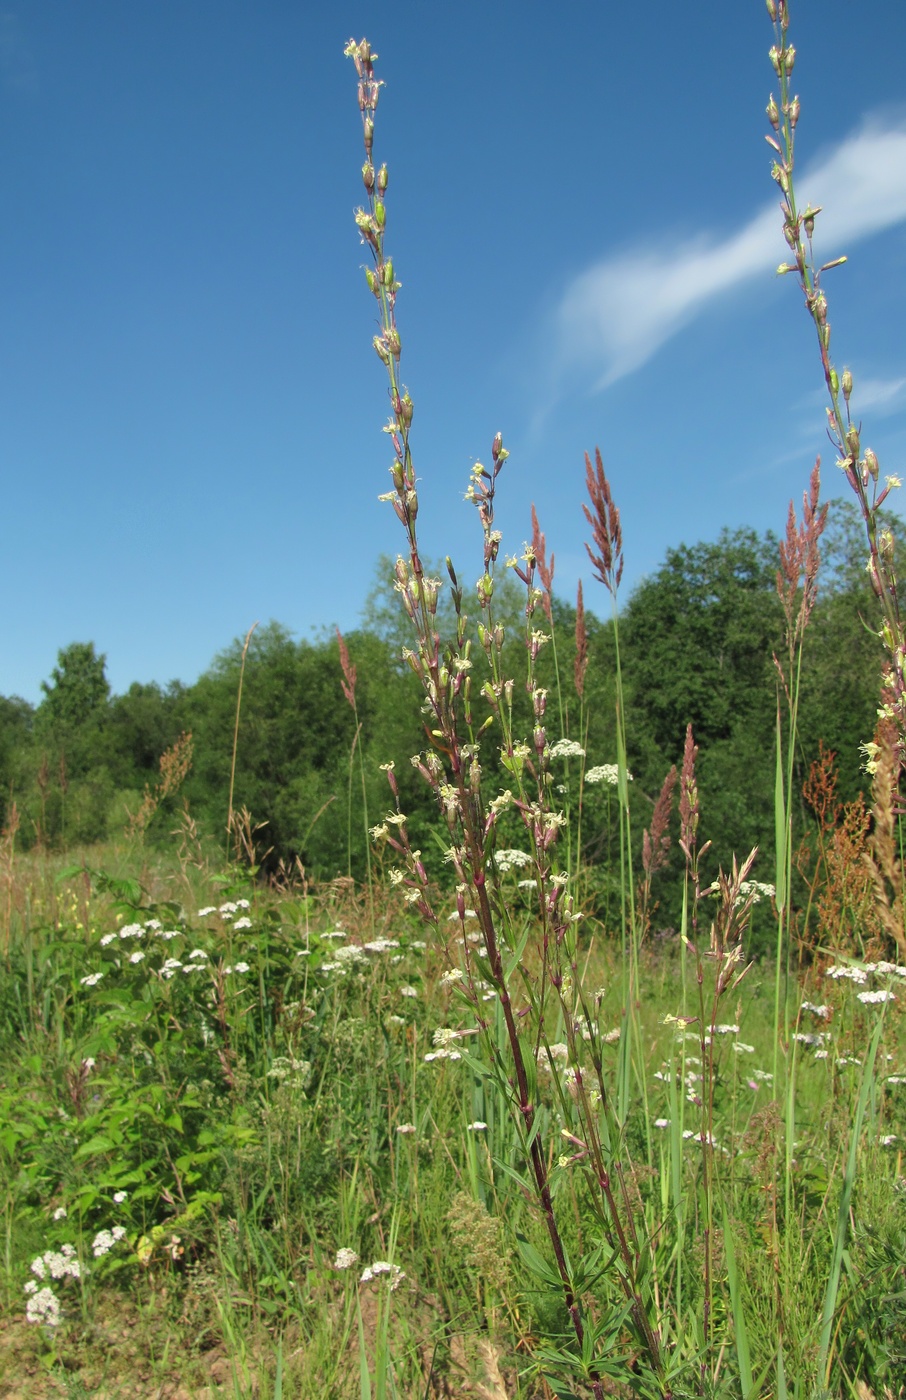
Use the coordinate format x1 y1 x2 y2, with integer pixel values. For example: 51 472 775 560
344 35 677 1400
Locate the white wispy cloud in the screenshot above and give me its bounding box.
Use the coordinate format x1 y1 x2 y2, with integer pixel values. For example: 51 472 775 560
555 118 906 391
852 375 906 414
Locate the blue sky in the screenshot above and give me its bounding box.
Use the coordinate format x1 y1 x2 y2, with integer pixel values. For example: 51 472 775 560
2 1 905 703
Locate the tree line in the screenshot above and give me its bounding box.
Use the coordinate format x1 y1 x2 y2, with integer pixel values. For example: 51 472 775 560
0 502 885 901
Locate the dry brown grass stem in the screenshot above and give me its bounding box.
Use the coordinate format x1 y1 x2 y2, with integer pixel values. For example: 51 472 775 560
227 621 259 854
530 503 554 622
582 447 623 597
126 732 194 840
775 458 828 702
865 717 906 960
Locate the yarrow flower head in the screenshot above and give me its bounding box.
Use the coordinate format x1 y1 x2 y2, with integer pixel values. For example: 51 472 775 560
360 1260 406 1290
585 764 631 786
334 1247 359 1270
548 739 586 759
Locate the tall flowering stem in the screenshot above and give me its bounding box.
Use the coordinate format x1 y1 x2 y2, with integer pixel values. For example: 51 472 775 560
336 628 374 908
582 448 639 1124
344 39 673 1395
766 0 905 747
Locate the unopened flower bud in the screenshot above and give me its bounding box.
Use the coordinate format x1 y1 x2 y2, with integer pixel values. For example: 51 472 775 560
365 267 378 295
766 94 780 129
813 293 827 325
377 164 388 194
766 0 777 18
373 335 391 363
382 259 395 289
374 200 386 230
864 448 879 482
846 426 861 460
829 368 839 396
768 46 782 77
363 118 374 156
362 162 375 192
397 393 414 427
789 95 800 127
841 367 853 403
783 45 795 74
384 327 401 358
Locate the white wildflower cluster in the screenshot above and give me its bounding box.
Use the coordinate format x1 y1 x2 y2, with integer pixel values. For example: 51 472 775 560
585 764 631 786
80 972 104 987
399 985 419 999
30 1245 81 1281
880 1134 899 1147
24 1242 86 1327
793 1031 830 1047
736 880 775 906
24 1284 62 1326
363 938 400 953
466 1121 487 1132
858 989 896 1005
223 962 250 975
233 916 252 931
334 1247 359 1270
732 1041 756 1054
495 848 533 874
424 1047 462 1063
395 1123 416 1135
92 1226 127 1258
801 1001 831 1018
360 1260 406 1290
266 1056 312 1087
198 900 250 920
548 739 586 759
330 944 368 967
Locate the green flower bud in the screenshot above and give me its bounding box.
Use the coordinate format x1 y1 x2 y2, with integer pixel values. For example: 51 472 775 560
789 95 800 127
846 426 861 460
841 367 853 403
766 94 780 129
766 0 777 17
365 267 378 295
363 118 374 156
829 368 839 396
377 164 389 194
384 327 401 359
864 448 879 482
398 393 414 427
373 334 391 363
768 46 782 77
362 162 375 192
783 45 796 74
382 258 394 288
374 200 386 230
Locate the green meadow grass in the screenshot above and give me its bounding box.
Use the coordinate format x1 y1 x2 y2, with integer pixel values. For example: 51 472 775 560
0 849 903 1397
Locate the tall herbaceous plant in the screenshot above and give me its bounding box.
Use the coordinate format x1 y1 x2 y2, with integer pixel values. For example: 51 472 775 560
345 36 688 1400
344 3 905 1394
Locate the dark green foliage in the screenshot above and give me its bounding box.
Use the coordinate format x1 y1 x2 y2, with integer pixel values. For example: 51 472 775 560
0 512 889 899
